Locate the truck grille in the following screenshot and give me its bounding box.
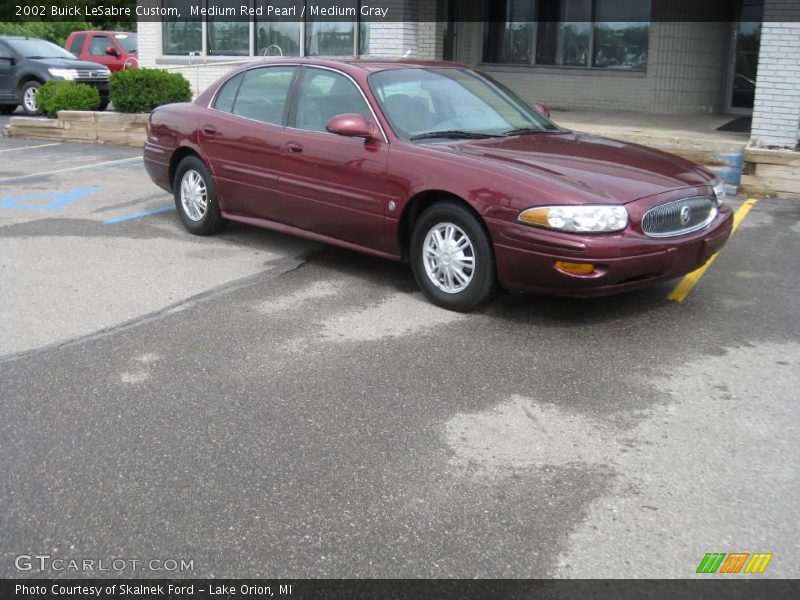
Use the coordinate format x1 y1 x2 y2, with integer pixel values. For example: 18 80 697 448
641 196 717 238
75 69 108 80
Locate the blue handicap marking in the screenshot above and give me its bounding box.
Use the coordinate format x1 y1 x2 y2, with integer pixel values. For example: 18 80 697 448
0 187 99 210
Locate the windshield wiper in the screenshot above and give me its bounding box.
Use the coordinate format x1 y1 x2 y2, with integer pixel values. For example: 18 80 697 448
502 127 548 137
410 130 497 141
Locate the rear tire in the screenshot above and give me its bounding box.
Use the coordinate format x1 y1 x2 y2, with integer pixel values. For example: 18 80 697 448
98 101 109 111
410 201 496 312
173 156 227 236
20 81 42 116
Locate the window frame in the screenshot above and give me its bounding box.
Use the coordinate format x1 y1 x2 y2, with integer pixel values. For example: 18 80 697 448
479 0 650 73
287 65 389 143
208 64 301 128
161 1 366 59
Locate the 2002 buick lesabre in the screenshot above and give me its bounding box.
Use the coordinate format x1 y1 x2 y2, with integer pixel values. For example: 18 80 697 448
144 58 733 311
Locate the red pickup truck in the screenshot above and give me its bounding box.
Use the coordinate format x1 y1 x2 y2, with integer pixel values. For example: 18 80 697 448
65 31 138 72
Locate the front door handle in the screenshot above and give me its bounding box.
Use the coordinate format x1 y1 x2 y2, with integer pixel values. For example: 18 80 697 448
201 124 217 135
285 141 304 154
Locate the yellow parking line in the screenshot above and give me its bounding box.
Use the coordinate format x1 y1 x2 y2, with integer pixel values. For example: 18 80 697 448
0 143 60 153
668 198 758 302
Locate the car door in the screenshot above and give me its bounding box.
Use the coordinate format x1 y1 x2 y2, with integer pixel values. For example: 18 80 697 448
0 41 17 101
280 66 391 252
198 65 298 220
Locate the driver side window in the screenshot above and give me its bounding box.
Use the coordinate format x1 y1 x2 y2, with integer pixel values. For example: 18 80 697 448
295 68 370 133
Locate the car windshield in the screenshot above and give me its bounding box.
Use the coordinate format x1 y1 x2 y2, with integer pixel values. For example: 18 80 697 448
368 67 558 141
114 33 137 53
6 38 75 59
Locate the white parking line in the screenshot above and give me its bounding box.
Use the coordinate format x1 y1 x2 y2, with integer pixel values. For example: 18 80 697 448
0 156 142 183
0 143 61 154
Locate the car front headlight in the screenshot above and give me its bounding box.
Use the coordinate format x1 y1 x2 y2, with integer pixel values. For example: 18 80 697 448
48 68 79 80
518 205 628 233
712 180 726 206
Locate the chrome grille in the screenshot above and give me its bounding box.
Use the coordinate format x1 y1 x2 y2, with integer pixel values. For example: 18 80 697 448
75 69 108 80
641 196 717 238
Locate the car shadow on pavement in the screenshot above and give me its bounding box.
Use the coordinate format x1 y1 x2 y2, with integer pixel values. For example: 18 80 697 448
301 243 670 326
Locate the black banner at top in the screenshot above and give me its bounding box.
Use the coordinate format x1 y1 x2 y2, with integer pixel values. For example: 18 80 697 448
0 0 797 24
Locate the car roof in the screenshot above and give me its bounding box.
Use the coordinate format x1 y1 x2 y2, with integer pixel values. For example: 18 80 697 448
69 31 134 35
235 56 469 73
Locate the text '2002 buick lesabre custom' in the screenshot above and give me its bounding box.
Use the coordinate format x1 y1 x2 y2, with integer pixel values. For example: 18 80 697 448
143 58 733 311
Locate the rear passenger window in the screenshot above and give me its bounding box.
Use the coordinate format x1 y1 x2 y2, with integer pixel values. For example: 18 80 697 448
213 73 243 113
231 67 296 126
69 34 85 54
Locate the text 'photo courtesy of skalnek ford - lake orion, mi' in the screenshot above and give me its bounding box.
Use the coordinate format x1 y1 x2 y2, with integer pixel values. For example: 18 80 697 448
0 1 798 599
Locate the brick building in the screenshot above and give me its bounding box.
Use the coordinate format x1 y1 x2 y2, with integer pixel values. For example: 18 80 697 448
137 0 800 149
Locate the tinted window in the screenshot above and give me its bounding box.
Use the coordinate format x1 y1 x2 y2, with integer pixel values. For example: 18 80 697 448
213 73 244 113
5 39 75 59
231 67 296 125
89 35 111 56
68 34 85 54
295 68 369 133
113 33 137 53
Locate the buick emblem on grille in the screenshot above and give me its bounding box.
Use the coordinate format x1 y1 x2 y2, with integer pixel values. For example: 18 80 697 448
679 205 691 225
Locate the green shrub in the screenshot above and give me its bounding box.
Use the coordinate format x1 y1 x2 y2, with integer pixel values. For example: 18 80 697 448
0 22 95 47
110 68 192 113
36 80 101 117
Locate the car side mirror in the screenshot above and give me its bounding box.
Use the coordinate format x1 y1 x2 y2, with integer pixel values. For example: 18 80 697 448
533 103 551 118
106 46 120 57
326 114 378 140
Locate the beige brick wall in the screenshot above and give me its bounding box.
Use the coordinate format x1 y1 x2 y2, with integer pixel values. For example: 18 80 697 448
750 0 800 147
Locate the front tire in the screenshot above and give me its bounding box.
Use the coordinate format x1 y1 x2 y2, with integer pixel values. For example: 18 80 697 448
410 201 496 312
20 81 42 116
173 156 227 236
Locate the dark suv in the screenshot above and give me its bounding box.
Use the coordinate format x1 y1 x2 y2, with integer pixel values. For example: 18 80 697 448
0 36 110 116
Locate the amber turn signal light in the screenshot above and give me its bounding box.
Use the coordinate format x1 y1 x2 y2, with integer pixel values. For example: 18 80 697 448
554 261 595 275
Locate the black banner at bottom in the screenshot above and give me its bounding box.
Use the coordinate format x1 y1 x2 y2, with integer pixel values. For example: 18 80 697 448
3 579 799 600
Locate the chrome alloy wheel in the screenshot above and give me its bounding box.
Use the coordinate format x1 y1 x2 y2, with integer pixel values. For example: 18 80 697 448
422 222 476 294
23 86 38 113
179 169 208 222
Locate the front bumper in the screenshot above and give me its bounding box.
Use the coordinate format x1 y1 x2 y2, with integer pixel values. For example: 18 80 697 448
488 203 734 296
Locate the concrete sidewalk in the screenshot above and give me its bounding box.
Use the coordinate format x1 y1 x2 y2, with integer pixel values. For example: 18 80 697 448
551 109 749 162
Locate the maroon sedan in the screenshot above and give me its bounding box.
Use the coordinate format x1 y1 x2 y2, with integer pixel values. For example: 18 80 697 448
144 58 733 311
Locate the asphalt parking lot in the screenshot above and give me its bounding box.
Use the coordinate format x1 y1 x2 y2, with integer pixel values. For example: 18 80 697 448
0 136 798 579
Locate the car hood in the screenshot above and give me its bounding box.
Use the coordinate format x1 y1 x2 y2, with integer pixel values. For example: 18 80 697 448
31 57 109 71
433 131 715 204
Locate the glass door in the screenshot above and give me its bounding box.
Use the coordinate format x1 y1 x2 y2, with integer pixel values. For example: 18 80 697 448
725 0 764 115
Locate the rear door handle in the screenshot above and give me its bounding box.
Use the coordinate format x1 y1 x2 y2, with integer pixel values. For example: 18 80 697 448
285 141 303 154
201 124 217 135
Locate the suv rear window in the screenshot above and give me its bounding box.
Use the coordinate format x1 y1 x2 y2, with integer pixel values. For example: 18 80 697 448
68 34 85 54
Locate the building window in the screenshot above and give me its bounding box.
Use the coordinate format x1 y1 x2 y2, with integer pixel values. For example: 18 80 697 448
163 0 202 55
207 0 250 56
162 1 369 57
482 0 650 71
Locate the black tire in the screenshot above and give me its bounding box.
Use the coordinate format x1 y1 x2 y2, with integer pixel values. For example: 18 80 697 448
20 81 42 116
98 101 109 111
173 156 228 236
410 201 496 312
0 105 17 115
